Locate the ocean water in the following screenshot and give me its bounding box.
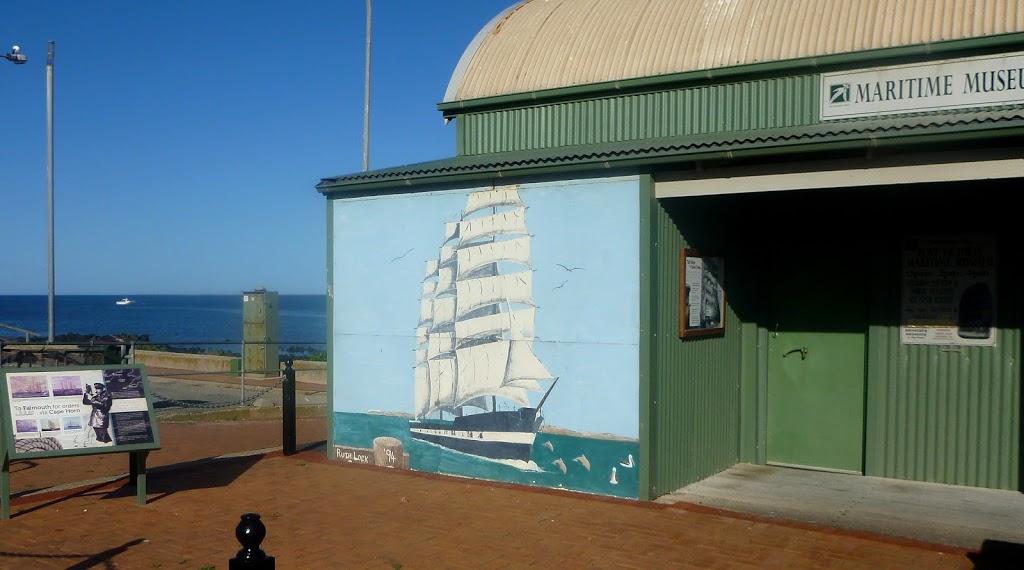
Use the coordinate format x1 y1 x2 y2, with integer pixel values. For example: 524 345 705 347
0 295 327 347
334 412 640 499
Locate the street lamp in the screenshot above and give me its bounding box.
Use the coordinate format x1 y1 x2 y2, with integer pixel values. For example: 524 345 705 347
3 45 26 64
4 43 54 342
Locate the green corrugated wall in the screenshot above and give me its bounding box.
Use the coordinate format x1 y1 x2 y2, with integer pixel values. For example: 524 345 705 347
459 76 818 155
862 200 1023 490
645 189 743 498
867 335 1021 489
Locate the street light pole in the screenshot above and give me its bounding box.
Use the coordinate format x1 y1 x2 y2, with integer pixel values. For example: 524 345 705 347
46 41 55 343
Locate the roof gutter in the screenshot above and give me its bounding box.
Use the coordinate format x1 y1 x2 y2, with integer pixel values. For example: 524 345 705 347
317 125 1024 196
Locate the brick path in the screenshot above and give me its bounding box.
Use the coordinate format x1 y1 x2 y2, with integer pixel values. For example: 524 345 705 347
0 415 997 569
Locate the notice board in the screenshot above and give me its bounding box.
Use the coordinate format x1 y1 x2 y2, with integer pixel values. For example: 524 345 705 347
1 365 160 459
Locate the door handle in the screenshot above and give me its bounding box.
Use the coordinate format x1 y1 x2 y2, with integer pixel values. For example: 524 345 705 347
783 347 808 360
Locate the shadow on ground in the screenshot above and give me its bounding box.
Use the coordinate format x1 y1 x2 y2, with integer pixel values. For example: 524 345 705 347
101 454 265 504
969 539 1024 569
0 538 147 570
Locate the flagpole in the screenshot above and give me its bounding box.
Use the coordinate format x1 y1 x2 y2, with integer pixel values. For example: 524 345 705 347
363 0 372 172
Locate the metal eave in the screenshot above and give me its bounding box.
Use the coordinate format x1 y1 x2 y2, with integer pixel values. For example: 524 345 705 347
437 32 1024 117
317 111 1024 196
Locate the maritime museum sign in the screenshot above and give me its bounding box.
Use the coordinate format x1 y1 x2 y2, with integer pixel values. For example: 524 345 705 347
820 51 1024 120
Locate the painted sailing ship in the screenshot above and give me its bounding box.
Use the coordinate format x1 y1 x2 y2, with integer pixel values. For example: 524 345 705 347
410 185 558 462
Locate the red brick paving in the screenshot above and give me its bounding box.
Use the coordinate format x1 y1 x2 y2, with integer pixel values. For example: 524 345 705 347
0 414 988 569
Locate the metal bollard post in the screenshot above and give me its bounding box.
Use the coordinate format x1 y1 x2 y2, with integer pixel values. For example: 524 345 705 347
282 359 296 456
229 513 275 569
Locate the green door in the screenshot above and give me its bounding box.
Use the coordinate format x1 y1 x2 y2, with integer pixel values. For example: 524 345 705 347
766 250 867 473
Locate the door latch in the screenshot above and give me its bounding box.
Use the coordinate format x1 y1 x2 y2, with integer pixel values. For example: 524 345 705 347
783 347 808 360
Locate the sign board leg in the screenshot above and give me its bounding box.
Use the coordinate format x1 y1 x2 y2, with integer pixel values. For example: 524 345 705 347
133 450 149 506
1 451 10 520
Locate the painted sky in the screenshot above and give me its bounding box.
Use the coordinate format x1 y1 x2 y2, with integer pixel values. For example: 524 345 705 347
332 177 641 439
1 0 513 295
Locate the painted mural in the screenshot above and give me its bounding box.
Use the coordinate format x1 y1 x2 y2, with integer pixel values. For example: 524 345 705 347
331 176 641 498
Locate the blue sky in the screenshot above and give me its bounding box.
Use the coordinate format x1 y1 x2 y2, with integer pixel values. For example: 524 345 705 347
1 0 512 295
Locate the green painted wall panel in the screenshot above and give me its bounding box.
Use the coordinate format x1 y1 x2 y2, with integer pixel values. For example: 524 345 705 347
459 76 817 155
868 328 1021 490
843 180 1021 492
646 197 742 498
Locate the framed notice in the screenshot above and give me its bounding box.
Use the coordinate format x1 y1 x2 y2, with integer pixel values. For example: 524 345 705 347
1 365 161 459
901 235 997 346
679 249 726 338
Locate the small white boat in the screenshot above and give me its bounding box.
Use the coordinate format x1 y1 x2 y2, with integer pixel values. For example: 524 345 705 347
115 297 134 306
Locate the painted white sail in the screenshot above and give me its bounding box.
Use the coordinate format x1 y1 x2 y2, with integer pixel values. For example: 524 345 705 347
459 208 527 245
443 221 460 244
428 357 457 410
464 186 524 217
440 245 457 267
436 266 456 296
418 298 432 327
505 341 554 391
431 296 456 329
455 271 535 319
427 332 455 360
415 327 428 347
421 280 436 297
454 341 532 408
459 396 491 412
414 366 431 417
415 348 428 366
430 373 445 415
424 259 439 279
455 307 536 341
457 237 532 278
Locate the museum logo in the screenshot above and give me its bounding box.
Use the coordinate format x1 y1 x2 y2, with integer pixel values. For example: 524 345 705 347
829 83 850 104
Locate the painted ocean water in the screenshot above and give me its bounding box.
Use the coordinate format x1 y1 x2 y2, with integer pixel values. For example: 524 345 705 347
0 295 327 347
334 412 640 499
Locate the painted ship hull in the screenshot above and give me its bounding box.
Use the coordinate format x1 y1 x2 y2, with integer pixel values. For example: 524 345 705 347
409 407 544 462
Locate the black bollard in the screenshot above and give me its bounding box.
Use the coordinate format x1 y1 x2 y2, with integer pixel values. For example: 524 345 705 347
229 513 275 569
282 359 296 456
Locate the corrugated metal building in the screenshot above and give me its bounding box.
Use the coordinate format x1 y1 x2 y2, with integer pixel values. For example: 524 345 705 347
319 0 1024 501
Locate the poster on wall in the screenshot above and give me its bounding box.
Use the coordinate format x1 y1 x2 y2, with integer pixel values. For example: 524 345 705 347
1 366 158 457
901 235 997 346
679 249 726 338
330 177 641 499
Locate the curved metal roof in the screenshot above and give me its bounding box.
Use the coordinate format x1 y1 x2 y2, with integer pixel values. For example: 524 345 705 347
444 0 1024 102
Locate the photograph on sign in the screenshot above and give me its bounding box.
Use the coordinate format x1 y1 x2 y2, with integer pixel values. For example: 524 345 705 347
3 367 156 454
679 249 726 338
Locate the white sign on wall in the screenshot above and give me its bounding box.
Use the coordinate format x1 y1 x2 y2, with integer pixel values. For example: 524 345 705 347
900 235 997 347
821 51 1024 120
